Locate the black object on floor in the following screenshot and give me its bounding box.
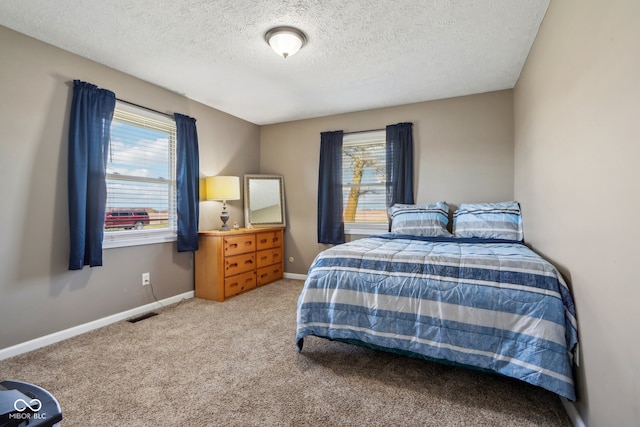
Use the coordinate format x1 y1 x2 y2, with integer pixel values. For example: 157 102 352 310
0 379 62 426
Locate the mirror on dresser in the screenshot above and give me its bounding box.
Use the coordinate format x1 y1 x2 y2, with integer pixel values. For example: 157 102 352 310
243 174 286 227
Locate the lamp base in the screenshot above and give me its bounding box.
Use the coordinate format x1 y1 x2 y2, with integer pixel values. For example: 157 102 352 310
219 204 230 231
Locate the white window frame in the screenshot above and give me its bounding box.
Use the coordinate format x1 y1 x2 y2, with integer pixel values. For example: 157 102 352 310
342 130 388 236
103 101 177 249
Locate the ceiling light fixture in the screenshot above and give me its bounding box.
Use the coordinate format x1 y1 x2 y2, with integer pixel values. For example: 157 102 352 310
265 26 307 59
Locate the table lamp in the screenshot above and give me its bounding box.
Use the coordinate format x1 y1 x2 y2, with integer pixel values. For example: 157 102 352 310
206 176 240 231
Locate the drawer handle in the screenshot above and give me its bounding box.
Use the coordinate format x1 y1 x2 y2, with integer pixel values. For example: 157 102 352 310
228 262 238 269
245 259 254 265
229 243 238 249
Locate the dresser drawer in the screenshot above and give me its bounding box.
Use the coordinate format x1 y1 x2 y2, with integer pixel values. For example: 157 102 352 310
256 248 282 269
224 252 255 277
256 230 283 251
257 264 283 286
224 271 256 298
224 235 256 257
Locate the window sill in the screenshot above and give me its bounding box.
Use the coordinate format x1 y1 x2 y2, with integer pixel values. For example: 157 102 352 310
344 223 388 236
103 229 177 249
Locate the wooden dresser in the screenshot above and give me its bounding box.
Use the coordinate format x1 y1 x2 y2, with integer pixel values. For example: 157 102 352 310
195 227 284 302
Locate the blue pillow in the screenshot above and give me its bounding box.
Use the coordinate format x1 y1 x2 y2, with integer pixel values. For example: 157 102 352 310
389 202 451 237
453 202 523 241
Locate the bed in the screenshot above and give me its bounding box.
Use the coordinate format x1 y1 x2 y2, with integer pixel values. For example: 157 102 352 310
296 202 578 401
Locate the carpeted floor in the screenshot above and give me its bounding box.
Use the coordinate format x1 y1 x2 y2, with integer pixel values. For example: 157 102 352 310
0 279 572 426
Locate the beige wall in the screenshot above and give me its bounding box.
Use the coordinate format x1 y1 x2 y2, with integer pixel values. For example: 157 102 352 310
0 26 259 349
260 90 514 274
514 0 640 425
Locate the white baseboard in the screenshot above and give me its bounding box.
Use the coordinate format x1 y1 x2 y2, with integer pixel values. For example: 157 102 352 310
284 272 307 281
0 291 194 361
561 397 586 427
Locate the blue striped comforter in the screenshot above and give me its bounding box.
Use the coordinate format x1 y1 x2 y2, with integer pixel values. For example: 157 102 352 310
296 235 578 400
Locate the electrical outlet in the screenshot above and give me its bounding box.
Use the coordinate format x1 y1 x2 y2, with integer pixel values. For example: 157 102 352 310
142 272 150 286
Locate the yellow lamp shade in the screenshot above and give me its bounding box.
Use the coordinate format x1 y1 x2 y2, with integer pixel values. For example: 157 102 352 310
206 176 240 201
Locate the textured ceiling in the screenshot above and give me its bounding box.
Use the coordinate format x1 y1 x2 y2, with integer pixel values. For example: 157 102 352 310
0 0 550 125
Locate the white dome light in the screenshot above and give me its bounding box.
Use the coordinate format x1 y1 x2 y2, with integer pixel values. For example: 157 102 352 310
265 26 307 59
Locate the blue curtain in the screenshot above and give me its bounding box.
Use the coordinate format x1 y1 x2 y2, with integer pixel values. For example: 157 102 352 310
317 130 345 244
174 113 200 252
386 122 415 209
68 80 116 270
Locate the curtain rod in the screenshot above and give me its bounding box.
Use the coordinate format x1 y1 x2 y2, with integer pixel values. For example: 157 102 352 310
116 98 174 119
344 128 385 135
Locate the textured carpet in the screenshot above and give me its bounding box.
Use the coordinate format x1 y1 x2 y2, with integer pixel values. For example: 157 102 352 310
0 279 572 426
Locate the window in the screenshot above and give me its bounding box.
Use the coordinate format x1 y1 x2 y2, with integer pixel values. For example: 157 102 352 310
342 130 388 233
103 101 177 248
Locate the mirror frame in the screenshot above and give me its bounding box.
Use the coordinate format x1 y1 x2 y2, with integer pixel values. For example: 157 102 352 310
243 174 286 228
